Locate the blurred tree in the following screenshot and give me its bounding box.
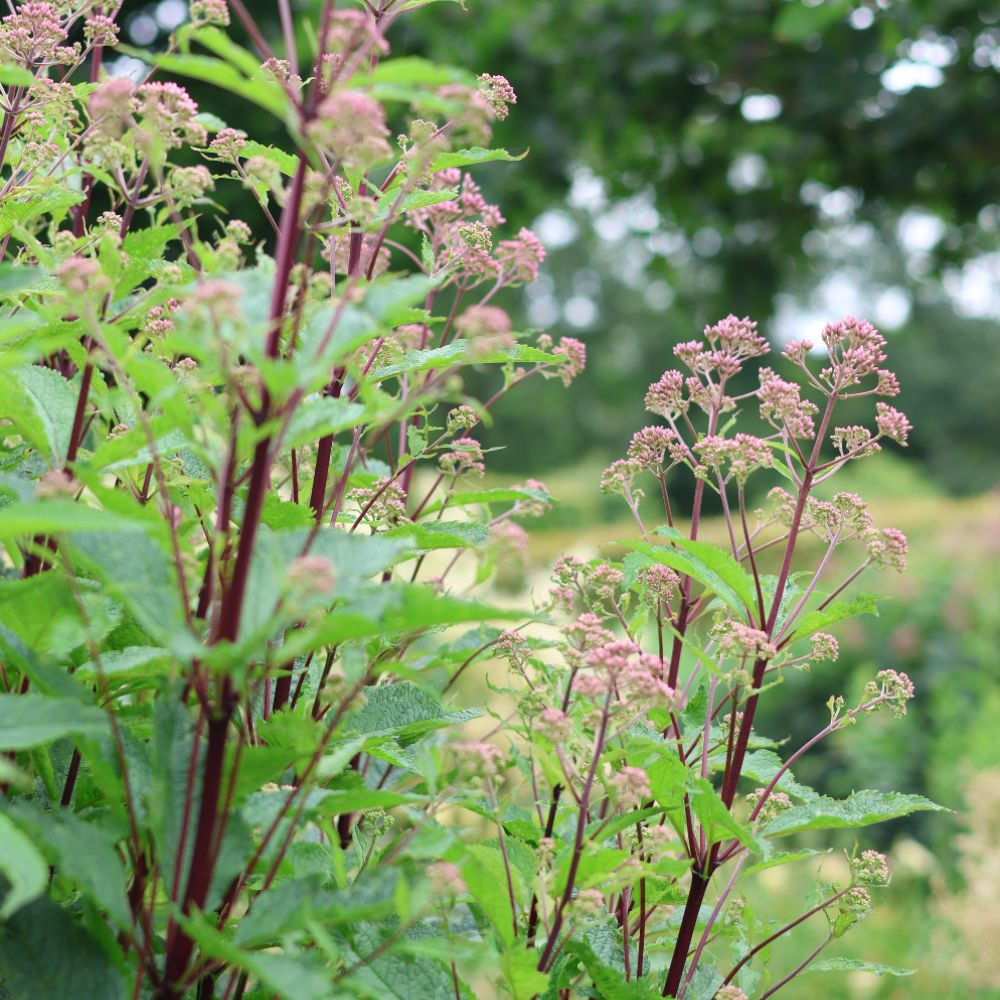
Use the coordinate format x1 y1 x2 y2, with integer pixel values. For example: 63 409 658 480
112 0 1000 489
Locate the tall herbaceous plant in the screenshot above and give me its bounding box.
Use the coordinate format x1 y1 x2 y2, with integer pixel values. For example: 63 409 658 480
0 2 940 999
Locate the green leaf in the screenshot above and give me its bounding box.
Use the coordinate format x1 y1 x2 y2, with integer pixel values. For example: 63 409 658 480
370 340 468 379
687 778 765 854
0 812 48 918
0 896 126 998
625 530 757 614
348 682 480 741
501 946 549 1000
389 520 490 549
429 146 527 172
74 645 172 680
70 530 187 642
0 693 107 749
235 872 399 946
0 364 78 465
366 56 472 88
187 25 262 77
732 749 818 802
0 500 154 537
340 921 460 1000
0 189 85 237
646 751 689 808
282 396 368 451
239 140 299 176
463 843 517 945
0 263 41 296
9 805 131 927
763 789 949 837
788 593 881 641
424 485 551 514
804 958 915 977
0 62 35 85
743 847 827 876
179 911 332 1000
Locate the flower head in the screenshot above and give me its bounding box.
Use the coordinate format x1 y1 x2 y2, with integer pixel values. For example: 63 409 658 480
496 227 545 283
644 369 687 418
310 90 391 166
477 73 517 120
552 336 586 385
875 402 911 445
133 82 206 148
627 425 677 470
852 849 890 886
611 766 650 809
438 436 485 478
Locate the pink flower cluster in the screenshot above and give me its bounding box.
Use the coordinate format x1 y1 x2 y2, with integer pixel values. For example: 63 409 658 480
758 367 818 439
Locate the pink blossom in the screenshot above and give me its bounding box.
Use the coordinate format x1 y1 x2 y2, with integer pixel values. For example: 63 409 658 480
627 425 676 470
133 82 206 148
477 73 517 120
439 436 485 478
866 527 908 571
496 227 545 283
694 433 773 484
875 402 911 445
757 367 818 438
208 128 247 160
820 316 887 388
310 90 391 166
704 314 769 359
611 766 650 809
644 369 686 418
455 304 512 339
552 336 586 385
537 708 572 742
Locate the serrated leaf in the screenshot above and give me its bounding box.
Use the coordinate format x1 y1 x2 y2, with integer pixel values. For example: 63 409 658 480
732 749 818 802
788 593 881 641
8 805 131 927
763 789 949 837
804 958 915 976
0 896 126 998
69 530 187 642
624 531 756 614
0 364 78 465
281 396 368 451
390 520 490 549
429 146 527 172
340 921 460 1000
348 682 479 741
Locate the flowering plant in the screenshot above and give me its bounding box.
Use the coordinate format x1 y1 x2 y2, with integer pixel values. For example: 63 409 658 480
0 1 582 996
452 315 943 998
0 1 940 998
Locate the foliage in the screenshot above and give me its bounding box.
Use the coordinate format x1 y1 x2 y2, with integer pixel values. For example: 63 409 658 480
0 2 943 999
